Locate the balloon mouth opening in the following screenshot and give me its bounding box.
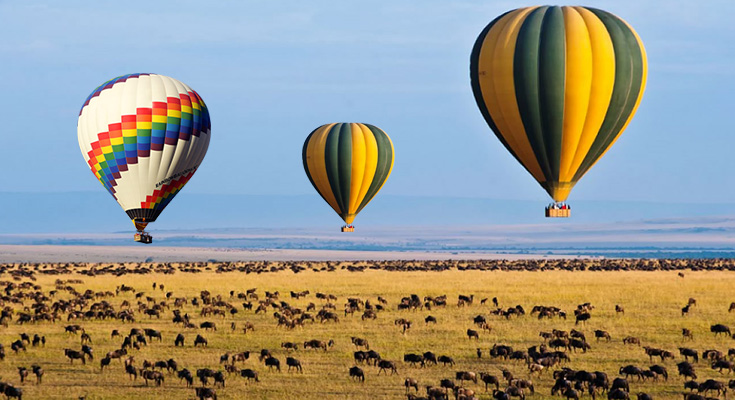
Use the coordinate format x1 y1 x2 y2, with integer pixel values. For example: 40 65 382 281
133 220 149 232
541 181 575 203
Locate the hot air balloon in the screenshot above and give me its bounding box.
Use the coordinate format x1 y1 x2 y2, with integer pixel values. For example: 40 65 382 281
77 73 211 242
470 6 647 217
302 123 394 232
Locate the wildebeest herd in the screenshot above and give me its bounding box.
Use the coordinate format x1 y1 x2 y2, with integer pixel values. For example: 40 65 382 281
0 260 732 399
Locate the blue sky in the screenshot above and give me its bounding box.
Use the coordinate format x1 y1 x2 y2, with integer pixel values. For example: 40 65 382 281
0 0 733 210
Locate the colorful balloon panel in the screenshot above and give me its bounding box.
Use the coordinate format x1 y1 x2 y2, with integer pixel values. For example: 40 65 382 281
302 123 394 225
77 73 211 228
470 6 647 202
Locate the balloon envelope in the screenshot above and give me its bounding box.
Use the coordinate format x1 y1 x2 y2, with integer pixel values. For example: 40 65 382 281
470 6 647 202
302 123 394 225
77 73 211 230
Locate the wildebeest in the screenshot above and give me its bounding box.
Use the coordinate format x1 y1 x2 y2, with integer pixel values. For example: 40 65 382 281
31 365 43 384
650 365 668 381
240 368 259 383
304 339 330 351
623 336 641 346
351 337 369 350
680 348 699 363
405 377 419 393
467 329 479 340
711 324 731 337
175 333 185 347
438 355 455 366
264 356 281 372
141 370 165 386
480 373 500 391
349 366 364 382
711 360 735 374
595 330 611 342
456 371 478 384
619 365 644 381
404 353 425 367
2 385 22 400
425 315 437 324
178 369 194 386
378 360 398 375
194 335 208 347
575 313 591 325
65 348 86 364
17 367 28 383
195 387 217 400
698 379 727 396
286 357 303 373
678 362 698 380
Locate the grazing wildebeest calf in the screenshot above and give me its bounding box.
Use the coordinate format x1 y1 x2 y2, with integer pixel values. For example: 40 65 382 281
31 365 43 384
378 360 398 375
467 329 479 340
405 377 419 393
195 387 217 400
286 357 303 373
595 330 611 342
264 356 281 372
194 335 208 347
349 366 364 382
711 324 731 337
65 349 86 364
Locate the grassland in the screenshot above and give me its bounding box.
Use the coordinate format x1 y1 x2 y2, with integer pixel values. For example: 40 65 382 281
1 266 735 399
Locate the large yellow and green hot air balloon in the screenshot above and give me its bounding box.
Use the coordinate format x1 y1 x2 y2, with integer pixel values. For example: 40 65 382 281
470 6 647 217
302 123 394 231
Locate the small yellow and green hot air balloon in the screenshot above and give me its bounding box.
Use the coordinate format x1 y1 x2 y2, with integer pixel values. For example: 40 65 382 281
302 123 395 231
470 6 647 217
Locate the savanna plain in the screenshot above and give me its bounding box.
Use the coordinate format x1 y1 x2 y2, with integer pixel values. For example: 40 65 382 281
0 261 734 400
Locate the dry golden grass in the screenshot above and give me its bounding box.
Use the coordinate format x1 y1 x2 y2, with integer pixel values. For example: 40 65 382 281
1 267 734 399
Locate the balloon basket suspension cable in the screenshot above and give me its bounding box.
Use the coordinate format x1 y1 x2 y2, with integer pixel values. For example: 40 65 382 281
545 203 571 218
341 225 355 233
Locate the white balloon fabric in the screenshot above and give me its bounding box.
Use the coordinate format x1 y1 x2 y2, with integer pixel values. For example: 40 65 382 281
77 73 211 230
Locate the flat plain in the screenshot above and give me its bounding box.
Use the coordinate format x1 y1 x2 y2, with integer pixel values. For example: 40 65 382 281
0 262 733 400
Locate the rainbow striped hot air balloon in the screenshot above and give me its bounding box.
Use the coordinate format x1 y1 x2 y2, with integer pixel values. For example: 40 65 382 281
470 6 647 217
77 73 211 242
302 123 394 231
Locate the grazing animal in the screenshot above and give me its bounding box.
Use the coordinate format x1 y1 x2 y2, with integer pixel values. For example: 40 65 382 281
239 368 259 383
349 366 364 382
438 355 455 366
175 333 185 347
683 329 694 340
286 357 303 373
623 336 640 346
595 330 611 342
264 356 281 372
467 329 479 340
480 373 500 391
18 367 28 383
195 387 217 400
711 324 731 337
65 348 86 365
378 360 398 375
405 377 419 393
32 365 43 384
680 348 699 363
194 335 208 347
